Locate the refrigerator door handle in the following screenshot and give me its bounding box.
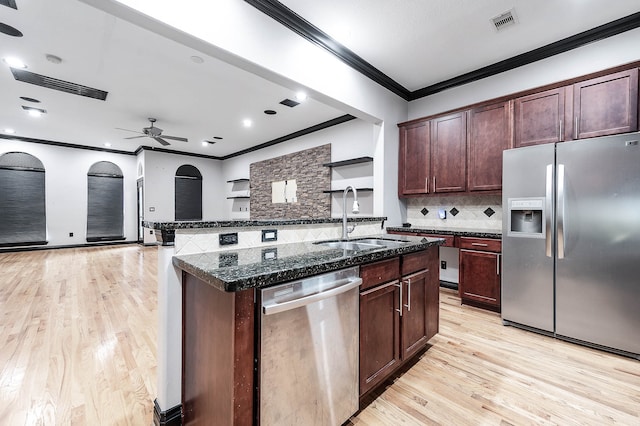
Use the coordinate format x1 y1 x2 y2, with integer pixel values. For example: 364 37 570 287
545 164 553 257
557 164 566 259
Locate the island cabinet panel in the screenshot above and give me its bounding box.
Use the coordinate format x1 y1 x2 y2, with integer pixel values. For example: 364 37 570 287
431 112 467 193
570 68 638 140
459 237 502 312
359 248 439 397
467 101 511 192
182 273 254 426
514 87 566 147
398 120 430 196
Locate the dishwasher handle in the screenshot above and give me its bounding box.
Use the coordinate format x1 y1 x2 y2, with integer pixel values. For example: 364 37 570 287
262 277 362 315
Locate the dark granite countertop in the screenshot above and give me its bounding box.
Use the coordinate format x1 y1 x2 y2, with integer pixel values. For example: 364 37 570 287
386 226 501 239
144 217 387 231
173 234 443 292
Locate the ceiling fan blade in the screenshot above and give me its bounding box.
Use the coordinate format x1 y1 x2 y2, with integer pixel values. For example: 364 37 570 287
124 135 147 140
161 135 188 142
115 127 143 134
154 137 171 146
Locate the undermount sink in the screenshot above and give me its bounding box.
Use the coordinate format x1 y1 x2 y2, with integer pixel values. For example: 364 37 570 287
316 238 409 251
317 241 383 251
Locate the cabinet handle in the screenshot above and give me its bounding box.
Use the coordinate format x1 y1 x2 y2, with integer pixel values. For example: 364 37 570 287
403 278 411 312
471 242 489 247
433 176 436 191
425 177 429 194
575 116 579 139
395 282 403 316
559 119 563 141
497 254 501 275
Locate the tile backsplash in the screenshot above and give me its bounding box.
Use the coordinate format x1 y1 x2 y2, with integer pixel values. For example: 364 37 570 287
405 194 502 230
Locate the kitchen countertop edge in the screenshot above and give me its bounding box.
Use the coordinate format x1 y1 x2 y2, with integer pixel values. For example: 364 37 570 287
173 235 443 292
386 227 501 239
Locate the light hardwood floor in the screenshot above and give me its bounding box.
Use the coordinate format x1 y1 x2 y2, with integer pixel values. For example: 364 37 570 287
1 245 638 425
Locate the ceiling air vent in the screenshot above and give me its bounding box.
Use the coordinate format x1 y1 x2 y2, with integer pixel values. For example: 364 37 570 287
10 68 108 101
279 98 300 107
491 9 517 32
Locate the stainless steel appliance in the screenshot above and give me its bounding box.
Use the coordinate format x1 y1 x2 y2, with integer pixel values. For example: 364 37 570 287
502 133 640 358
260 267 361 425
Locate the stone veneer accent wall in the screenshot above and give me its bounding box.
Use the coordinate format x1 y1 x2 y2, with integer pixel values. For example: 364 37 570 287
250 144 331 219
405 194 502 230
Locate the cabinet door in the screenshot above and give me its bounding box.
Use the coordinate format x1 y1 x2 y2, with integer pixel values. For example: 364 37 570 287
398 120 430 196
514 87 566 147
459 249 501 310
359 281 400 396
432 112 466 192
571 68 638 140
400 269 436 360
468 101 511 192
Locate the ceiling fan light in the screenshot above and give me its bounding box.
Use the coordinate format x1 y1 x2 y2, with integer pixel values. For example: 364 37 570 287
295 91 307 102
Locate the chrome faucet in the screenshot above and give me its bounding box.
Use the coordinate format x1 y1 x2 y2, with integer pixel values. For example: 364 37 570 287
342 186 360 240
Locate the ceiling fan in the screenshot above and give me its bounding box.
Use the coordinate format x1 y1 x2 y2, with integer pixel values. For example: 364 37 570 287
117 118 188 146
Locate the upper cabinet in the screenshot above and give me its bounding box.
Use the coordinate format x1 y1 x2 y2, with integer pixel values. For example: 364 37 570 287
398 120 430 196
467 101 511 192
431 112 467 193
514 87 566 148
569 68 638 140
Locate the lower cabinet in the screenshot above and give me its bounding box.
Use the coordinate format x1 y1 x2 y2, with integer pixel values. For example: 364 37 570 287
359 249 438 396
458 237 502 311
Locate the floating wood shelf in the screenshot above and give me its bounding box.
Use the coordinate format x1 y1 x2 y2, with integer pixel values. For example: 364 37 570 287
226 196 250 199
323 188 373 194
322 157 373 168
227 178 249 183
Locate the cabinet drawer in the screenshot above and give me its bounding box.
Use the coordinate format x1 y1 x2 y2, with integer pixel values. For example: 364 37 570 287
360 257 400 290
459 237 501 253
401 250 430 276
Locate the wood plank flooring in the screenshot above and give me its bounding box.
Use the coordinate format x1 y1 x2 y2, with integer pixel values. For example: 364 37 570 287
1 245 638 425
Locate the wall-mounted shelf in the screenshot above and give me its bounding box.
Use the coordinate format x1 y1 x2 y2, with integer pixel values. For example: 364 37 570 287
227 178 249 183
323 188 373 194
227 196 250 199
322 157 373 168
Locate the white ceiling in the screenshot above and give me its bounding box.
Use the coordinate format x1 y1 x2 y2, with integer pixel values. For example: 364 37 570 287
1 0 639 157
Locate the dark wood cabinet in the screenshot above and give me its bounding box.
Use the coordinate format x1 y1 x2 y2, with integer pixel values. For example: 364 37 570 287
359 248 438 397
431 112 467 192
458 237 501 311
398 120 430 196
467 101 511 192
570 68 638 140
359 280 400 395
514 87 566 147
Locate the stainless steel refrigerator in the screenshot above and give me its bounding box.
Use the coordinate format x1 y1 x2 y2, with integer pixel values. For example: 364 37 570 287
502 132 640 359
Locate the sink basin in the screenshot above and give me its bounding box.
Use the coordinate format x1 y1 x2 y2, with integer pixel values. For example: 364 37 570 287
317 241 383 251
354 238 410 248
316 238 410 251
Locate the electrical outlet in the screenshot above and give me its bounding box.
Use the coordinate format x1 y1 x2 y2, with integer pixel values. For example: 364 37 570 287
441 261 447 270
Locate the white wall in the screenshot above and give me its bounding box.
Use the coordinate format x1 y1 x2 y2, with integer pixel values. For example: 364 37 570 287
142 149 225 222
0 140 137 246
409 28 640 119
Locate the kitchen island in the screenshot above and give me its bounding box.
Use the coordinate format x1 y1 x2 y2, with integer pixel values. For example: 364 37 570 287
173 235 443 425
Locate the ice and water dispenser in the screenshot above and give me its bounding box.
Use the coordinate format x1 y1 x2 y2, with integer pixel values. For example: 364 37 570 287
507 198 545 238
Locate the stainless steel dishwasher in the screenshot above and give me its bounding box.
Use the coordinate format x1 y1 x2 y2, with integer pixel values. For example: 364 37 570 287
260 266 361 426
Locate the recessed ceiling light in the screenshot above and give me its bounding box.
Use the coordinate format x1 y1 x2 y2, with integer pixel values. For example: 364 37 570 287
190 55 204 64
201 141 208 147
264 109 277 115
19 96 40 103
104 142 111 147
22 106 46 117
4 128 15 134
45 54 62 64
3 56 27 69
243 119 252 128
295 91 307 102
213 136 223 140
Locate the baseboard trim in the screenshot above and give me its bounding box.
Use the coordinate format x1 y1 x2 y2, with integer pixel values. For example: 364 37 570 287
0 240 138 253
153 399 182 426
